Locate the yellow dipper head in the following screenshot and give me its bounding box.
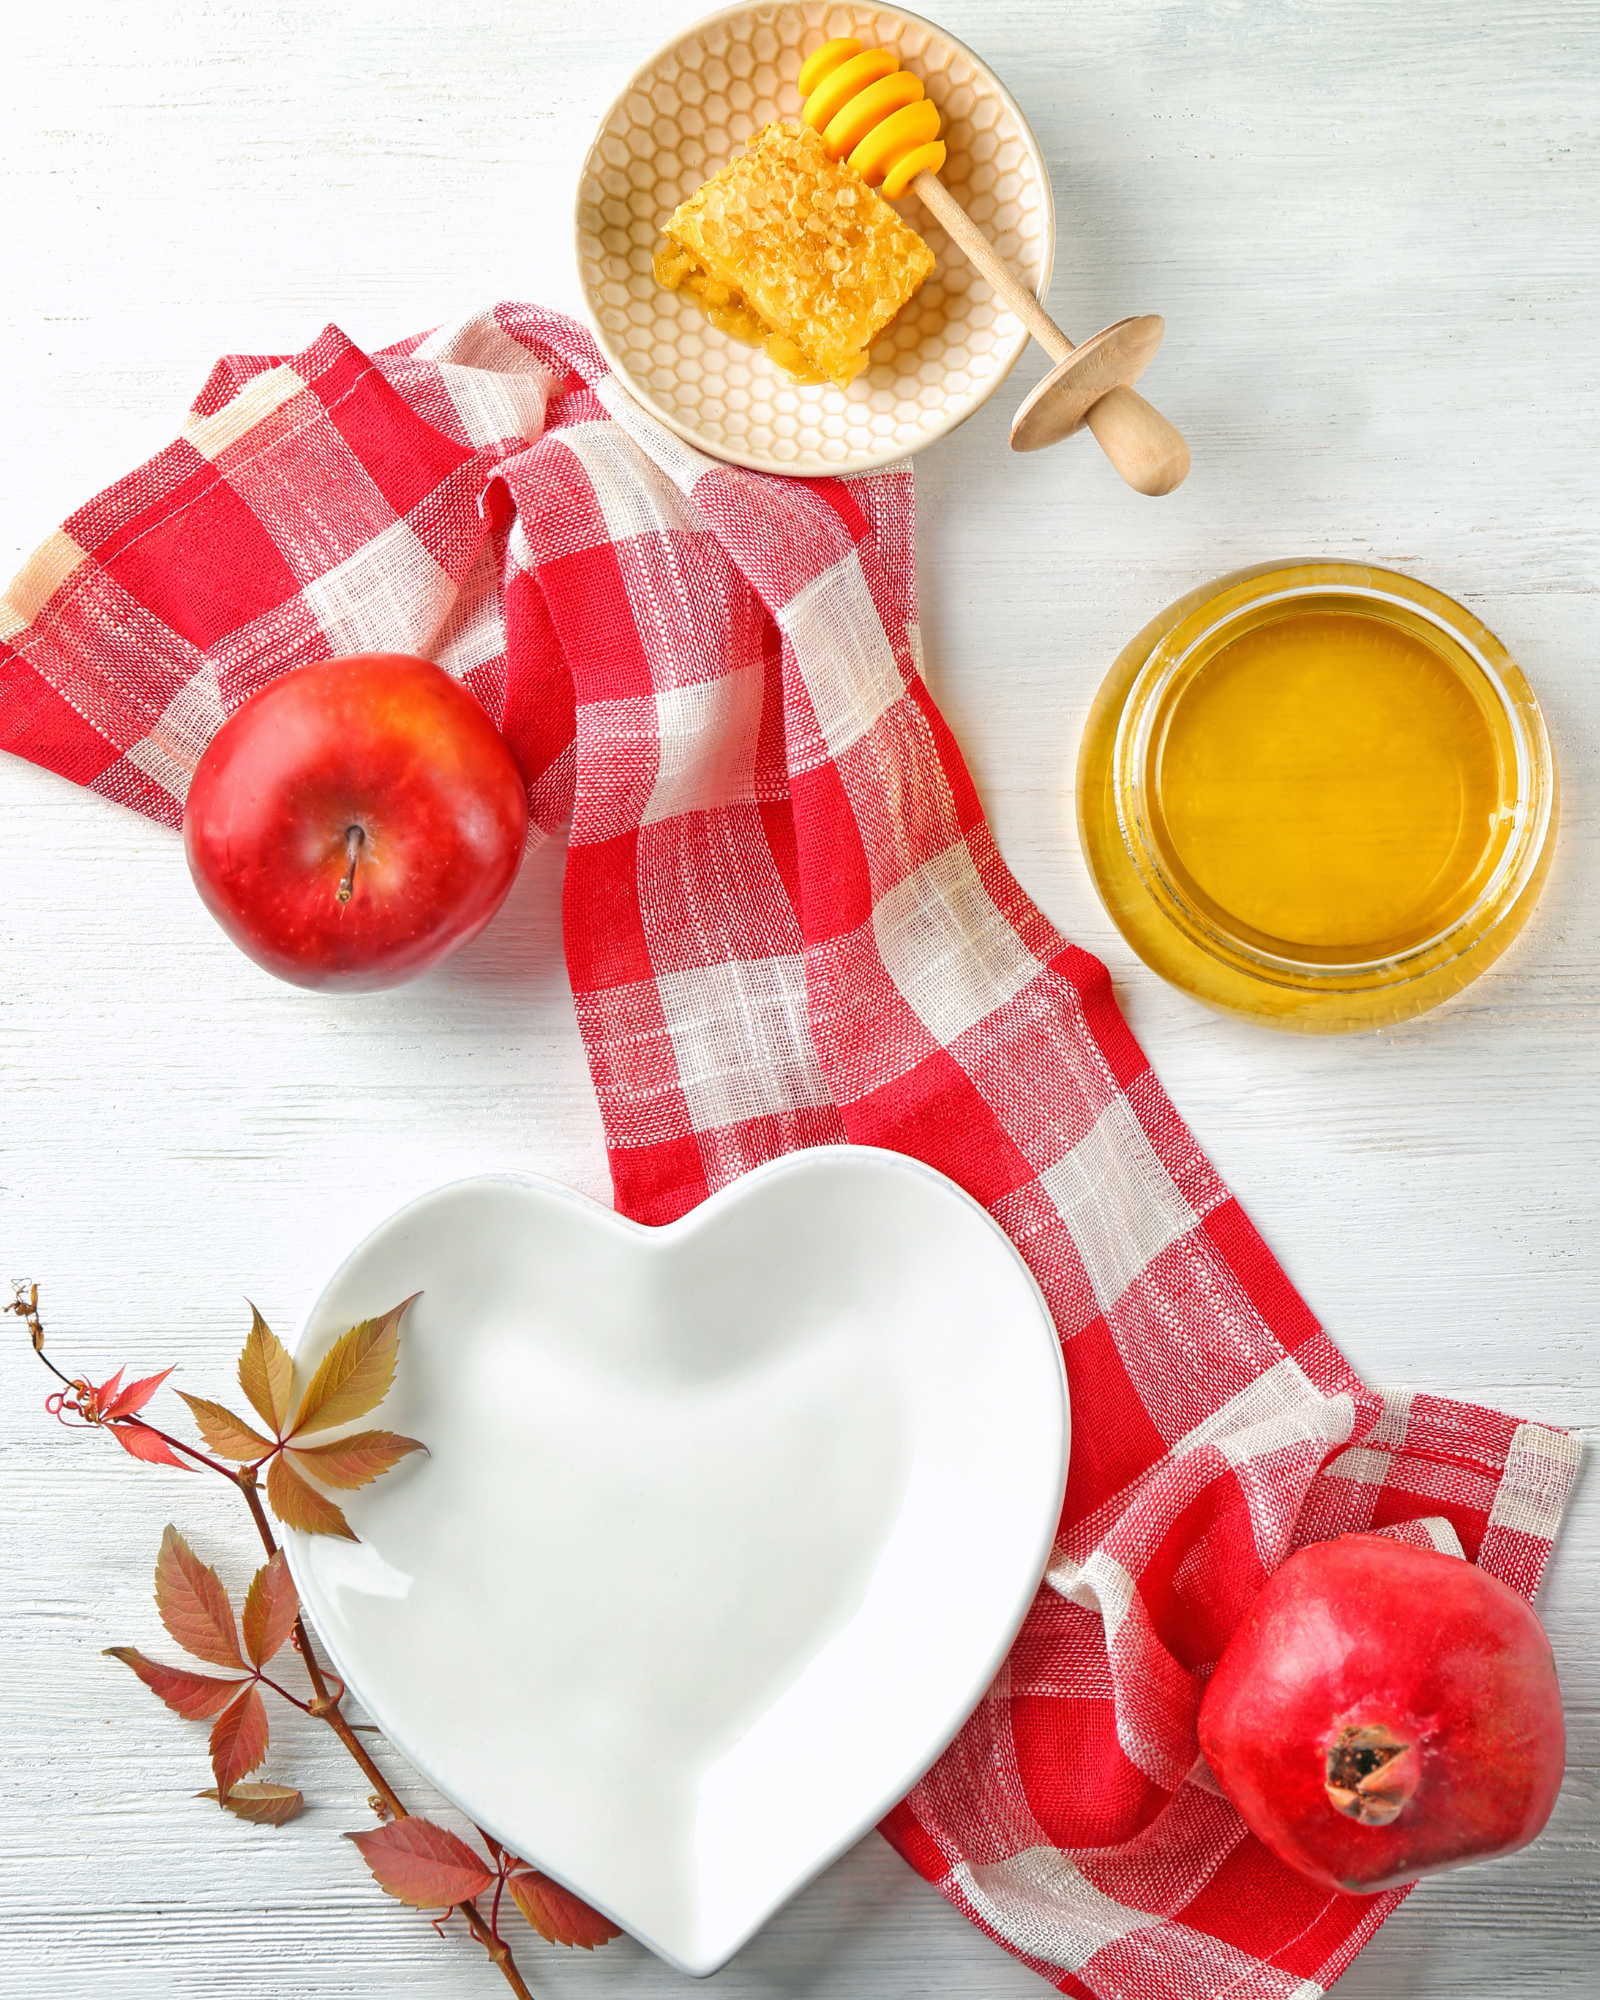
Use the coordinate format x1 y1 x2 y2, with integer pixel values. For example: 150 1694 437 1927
797 39 947 196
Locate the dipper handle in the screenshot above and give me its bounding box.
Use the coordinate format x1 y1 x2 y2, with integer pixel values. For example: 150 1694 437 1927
911 172 1189 496
1083 388 1191 500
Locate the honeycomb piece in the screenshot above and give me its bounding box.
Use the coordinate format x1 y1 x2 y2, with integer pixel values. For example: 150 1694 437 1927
660 121 934 389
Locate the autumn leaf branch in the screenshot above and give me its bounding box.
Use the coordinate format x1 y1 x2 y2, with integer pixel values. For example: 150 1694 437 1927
8 1281 620 1998
175 1295 428 1541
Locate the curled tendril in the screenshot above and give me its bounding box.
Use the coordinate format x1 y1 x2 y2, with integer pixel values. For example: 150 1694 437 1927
45 1381 101 1426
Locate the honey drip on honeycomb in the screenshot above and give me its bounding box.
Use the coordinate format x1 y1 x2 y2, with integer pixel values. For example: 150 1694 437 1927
652 238 828 383
656 121 934 390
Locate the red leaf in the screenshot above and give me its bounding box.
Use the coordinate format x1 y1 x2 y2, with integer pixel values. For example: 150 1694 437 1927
154 1524 245 1668
266 1451 357 1539
239 1304 295 1436
345 1818 495 1909
109 1421 192 1470
104 1365 175 1420
104 1646 248 1720
155 1528 245 1672
198 1781 304 1825
242 1550 299 1668
176 1392 273 1461
210 1684 268 1800
92 1367 126 1408
288 1430 426 1491
506 1866 623 1948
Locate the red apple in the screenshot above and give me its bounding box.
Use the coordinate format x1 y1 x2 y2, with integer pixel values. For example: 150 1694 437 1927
1197 1534 1565 1894
183 654 528 990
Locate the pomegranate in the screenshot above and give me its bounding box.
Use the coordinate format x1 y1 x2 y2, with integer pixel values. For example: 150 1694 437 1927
1197 1534 1564 1894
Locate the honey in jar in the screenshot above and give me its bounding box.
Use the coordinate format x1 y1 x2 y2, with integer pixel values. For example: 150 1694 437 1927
1077 564 1558 1031
1149 608 1501 958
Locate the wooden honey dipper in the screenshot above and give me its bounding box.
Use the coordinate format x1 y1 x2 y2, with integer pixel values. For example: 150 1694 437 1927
798 38 1190 495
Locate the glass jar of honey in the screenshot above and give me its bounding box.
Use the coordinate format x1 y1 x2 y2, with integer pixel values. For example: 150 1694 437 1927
1077 563 1558 1032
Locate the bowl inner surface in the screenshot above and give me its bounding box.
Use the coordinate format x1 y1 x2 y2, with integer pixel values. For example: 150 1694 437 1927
575 3 1054 474
286 1151 1068 1975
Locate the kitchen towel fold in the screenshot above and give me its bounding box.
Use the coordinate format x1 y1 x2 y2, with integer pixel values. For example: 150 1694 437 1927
0 304 1580 1999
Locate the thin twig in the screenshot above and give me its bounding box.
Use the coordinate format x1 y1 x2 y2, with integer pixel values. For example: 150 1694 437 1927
18 1291 539 2000
233 1468 409 1814
253 1670 313 1714
237 1421 538 1995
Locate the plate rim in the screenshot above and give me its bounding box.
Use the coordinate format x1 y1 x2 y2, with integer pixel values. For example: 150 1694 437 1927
285 1143 1069 1975
572 1 1059 477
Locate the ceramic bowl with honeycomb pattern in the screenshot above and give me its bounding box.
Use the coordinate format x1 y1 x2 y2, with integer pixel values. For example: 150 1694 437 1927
575 3 1056 476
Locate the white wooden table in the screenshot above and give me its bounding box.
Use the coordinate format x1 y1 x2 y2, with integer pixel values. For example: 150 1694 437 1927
2 3 1594 1994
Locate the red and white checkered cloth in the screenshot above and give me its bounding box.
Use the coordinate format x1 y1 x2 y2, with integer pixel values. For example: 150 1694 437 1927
1 305 1579 1996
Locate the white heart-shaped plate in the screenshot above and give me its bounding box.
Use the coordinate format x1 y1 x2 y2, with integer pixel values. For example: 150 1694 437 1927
285 1147 1068 1976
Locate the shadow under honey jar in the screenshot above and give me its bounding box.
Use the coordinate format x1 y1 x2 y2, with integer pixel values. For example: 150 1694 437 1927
1077 563 1558 1031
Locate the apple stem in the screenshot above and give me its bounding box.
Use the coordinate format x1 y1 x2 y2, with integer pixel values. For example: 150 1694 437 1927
336 825 365 905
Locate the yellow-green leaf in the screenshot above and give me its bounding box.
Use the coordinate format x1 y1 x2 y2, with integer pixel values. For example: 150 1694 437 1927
288 1430 426 1491
238 1304 294 1436
289 1296 416 1438
266 1451 357 1539
198 1781 304 1826
177 1392 273 1462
